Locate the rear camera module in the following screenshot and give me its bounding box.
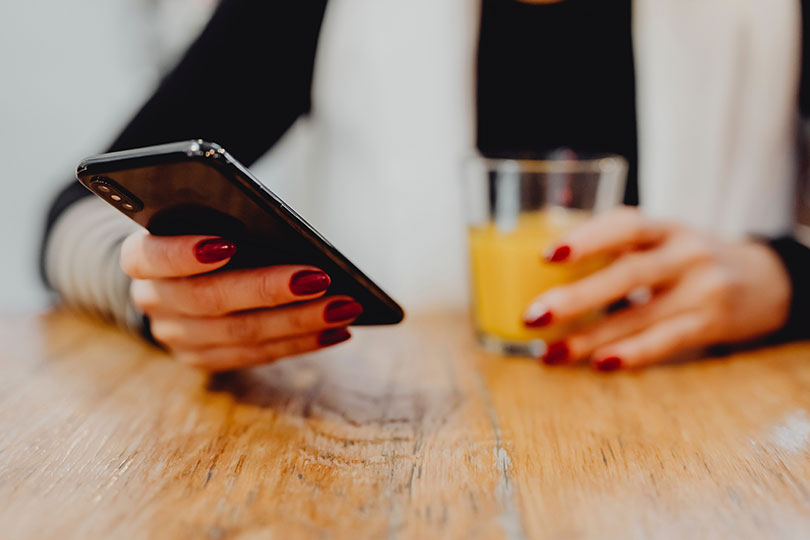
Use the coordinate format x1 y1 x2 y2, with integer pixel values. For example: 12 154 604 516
89 176 144 213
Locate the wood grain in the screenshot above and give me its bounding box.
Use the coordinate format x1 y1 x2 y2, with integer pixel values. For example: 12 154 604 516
1 310 810 539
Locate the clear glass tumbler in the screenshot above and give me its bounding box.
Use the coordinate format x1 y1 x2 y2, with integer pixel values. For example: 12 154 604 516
464 152 628 356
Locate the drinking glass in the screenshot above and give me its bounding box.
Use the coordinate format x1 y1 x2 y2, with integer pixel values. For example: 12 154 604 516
464 152 627 356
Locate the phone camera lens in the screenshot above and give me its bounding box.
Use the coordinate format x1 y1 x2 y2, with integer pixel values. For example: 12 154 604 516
90 176 143 213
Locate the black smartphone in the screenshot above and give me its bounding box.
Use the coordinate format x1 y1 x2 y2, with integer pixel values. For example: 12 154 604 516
76 140 404 325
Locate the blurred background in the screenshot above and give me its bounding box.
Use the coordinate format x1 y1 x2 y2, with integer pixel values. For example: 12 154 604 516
0 0 476 313
0 0 217 311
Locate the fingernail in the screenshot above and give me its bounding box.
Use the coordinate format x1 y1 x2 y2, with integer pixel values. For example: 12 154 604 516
324 300 363 323
545 244 571 263
542 341 569 365
594 356 622 372
318 327 351 346
524 310 553 328
290 270 331 296
194 238 236 264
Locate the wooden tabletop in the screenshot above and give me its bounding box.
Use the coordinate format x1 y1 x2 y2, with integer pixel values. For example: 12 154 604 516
2 311 810 539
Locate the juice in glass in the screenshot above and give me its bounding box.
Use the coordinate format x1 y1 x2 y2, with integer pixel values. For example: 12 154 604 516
464 154 627 356
469 209 605 345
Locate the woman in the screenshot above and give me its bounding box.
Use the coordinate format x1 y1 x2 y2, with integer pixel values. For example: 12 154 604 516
41 0 810 371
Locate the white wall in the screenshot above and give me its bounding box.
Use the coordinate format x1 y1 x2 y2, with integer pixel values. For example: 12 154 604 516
0 0 211 312
0 0 479 314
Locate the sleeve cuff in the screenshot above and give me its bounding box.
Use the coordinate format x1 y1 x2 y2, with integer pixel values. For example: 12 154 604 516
766 236 810 340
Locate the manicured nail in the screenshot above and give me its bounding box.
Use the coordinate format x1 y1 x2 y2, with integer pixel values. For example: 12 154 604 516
324 300 363 323
524 310 553 328
318 327 351 346
542 341 569 365
194 238 236 264
523 302 553 327
545 244 571 263
594 356 622 372
290 270 331 296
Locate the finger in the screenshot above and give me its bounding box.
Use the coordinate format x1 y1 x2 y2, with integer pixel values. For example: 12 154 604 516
524 237 706 325
589 313 710 371
548 284 690 364
132 265 332 317
151 295 362 349
544 207 668 264
175 327 352 371
121 231 236 279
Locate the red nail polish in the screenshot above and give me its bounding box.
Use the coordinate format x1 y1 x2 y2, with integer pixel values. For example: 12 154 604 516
542 341 569 365
318 328 351 346
324 300 363 323
524 310 553 328
545 245 571 263
194 238 236 264
290 270 331 296
594 356 622 372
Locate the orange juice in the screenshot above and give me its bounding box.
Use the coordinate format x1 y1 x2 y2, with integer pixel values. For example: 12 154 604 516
468 209 605 344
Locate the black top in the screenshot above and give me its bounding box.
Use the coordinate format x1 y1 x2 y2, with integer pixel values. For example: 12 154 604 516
41 0 810 337
477 0 638 204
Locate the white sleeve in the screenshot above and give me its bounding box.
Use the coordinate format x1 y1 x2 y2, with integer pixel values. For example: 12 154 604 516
43 196 144 332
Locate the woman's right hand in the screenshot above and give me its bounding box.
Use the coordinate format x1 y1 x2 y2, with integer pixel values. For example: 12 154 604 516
120 231 362 371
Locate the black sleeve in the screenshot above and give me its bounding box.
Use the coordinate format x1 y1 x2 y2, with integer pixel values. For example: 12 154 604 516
768 237 810 339
40 0 328 284
801 0 810 117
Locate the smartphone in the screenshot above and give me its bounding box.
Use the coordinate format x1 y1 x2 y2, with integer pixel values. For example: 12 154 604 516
76 140 404 325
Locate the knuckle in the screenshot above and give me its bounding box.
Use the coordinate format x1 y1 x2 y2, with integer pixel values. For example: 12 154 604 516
155 238 184 277
257 271 282 304
130 280 155 312
119 233 143 277
692 311 715 334
617 253 653 287
149 320 182 348
696 310 725 341
155 239 175 274
119 253 138 278
287 306 314 330
188 277 228 315
677 235 714 266
701 268 735 299
587 315 627 345
226 315 263 343
564 333 591 360
698 269 738 329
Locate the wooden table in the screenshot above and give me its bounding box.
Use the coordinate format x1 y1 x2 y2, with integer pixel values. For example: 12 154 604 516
2 311 810 539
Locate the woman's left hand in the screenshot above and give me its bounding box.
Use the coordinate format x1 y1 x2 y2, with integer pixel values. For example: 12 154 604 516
522 207 792 371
